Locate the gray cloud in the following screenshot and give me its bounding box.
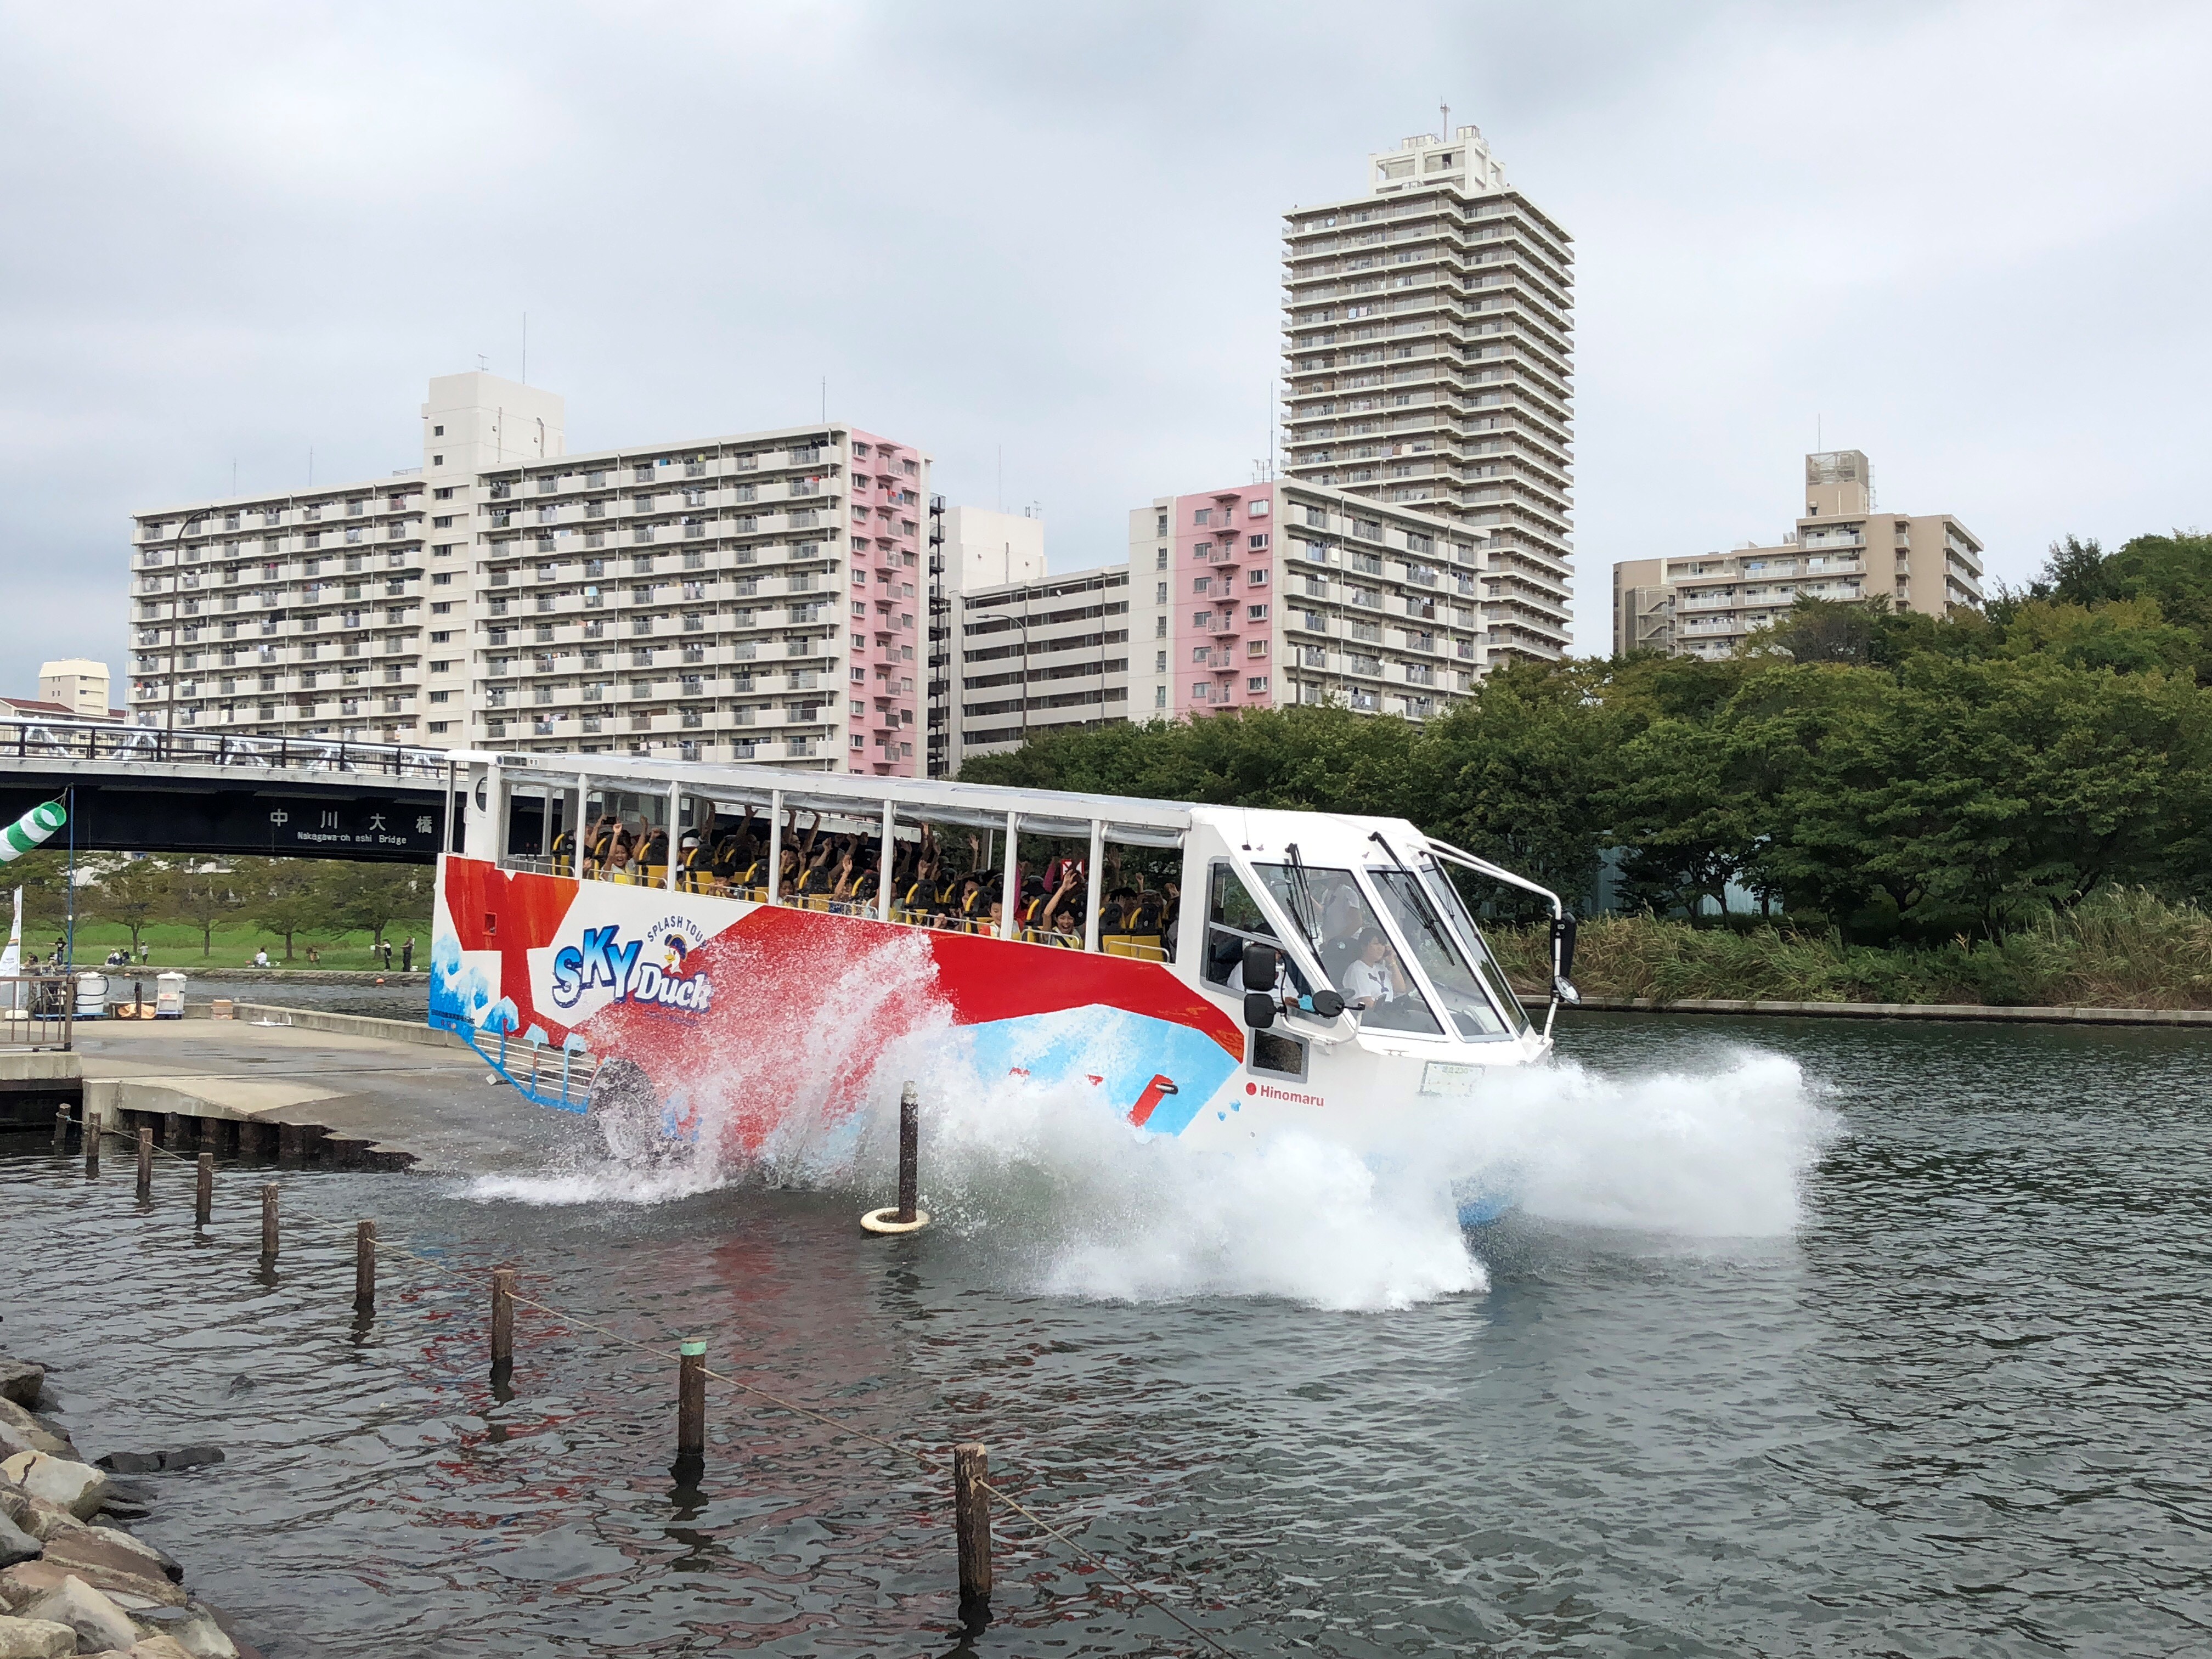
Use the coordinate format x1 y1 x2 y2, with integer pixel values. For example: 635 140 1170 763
3 0 2208 690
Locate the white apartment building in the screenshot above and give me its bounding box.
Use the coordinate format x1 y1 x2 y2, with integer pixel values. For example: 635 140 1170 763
949 561 1130 772
37 660 113 719
1281 125 1575 663
467 420 929 776
1130 478 1505 724
128 374 932 777
131 477 442 746
1613 450 1987 658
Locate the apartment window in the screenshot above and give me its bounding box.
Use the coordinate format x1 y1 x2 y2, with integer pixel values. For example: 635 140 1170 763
1155 616 1167 638
1155 582 1169 603
1246 676 1268 693
432 425 444 437
1192 509 1211 526
1249 568 1269 586
431 602 452 615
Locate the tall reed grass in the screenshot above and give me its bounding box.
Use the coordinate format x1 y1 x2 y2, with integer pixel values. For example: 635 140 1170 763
1487 887 2212 1008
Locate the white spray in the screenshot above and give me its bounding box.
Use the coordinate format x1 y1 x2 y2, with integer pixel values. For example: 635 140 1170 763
470 1029 1838 1313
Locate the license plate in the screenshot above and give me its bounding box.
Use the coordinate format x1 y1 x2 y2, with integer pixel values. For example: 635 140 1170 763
1420 1061 1481 1097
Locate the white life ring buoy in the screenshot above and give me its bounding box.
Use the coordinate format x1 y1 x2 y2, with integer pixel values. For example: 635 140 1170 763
860 1206 930 1235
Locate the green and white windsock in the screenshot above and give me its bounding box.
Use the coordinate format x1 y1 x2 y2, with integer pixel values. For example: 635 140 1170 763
0 800 65 864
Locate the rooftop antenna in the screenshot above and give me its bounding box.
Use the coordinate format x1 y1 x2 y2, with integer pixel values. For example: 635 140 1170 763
1440 98 1449 138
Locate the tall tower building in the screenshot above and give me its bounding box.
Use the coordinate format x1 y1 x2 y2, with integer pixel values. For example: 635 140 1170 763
1280 126 1575 661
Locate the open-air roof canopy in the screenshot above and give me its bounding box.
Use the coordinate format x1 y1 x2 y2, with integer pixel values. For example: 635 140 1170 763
456 749 1195 846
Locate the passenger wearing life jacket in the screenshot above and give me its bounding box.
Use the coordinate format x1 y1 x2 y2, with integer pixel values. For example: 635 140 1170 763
1105 885 1167 960
639 827 670 888
550 828 578 878
677 834 709 893
1035 862 1085 947
601 827 635 884
582 814 619 879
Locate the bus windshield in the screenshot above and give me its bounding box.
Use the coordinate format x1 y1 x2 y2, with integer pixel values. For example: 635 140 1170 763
1253 862 1440 1036
1369 867 1515 1041
1415 860 1531 1034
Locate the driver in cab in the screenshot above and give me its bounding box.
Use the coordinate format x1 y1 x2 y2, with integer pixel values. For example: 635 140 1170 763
1339 928 1409 1012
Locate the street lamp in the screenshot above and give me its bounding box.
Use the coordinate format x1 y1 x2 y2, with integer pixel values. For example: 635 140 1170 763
162 508 216 743
963 589 1032 747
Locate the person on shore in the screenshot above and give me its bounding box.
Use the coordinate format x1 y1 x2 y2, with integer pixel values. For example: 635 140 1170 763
402 936 415 973
306 945 321 965
252 948 270 969
379 939 393 970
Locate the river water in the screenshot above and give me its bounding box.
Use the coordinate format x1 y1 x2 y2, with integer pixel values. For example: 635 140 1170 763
3 1014 2208 1656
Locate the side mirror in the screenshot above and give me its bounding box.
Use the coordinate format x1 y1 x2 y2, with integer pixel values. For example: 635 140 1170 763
1241 940 1278 993
1303 989 1346 1020
1550 912 1578 985
1243 991 1278 1029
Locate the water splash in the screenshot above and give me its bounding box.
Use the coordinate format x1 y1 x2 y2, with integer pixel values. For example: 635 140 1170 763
466 1030 1837 1311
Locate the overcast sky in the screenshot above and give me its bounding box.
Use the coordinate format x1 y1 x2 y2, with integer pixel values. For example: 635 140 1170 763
4 1 2209 690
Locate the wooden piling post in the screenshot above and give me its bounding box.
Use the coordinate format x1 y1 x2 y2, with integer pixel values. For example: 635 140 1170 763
136 1126 153 1201
53 1105 68 1152
953 1443 992 1614
84 1118 99 1178
354 1222 376 1307
194 1153 213 1224
163 1111 186 1151
860 1081 930 1234
261 1184 280 1259
676 1341 707 1460
897 1080 919 1224
278 1121 303 1167
489 1268 515 1371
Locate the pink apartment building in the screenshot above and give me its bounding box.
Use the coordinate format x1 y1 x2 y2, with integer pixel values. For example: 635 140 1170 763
1129 477 1534 725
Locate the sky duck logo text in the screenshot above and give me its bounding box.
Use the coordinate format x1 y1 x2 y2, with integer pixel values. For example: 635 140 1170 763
549 925 714 1013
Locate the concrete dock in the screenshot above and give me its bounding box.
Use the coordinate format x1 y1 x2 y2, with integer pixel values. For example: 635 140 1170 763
3 1010 592 1173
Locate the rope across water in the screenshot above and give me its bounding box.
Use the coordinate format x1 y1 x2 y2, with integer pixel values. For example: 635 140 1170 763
97 1123 1241 1656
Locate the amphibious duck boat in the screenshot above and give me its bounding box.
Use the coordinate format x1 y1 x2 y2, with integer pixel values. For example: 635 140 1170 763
431 754 1577 1158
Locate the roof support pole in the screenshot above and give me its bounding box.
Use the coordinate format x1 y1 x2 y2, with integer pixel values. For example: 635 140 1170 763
998 811 1019 941
1084 820 1104 953
574 770 590 878
667 778 681 892
878 797 895 923
766 789 783 904
487 759 508 866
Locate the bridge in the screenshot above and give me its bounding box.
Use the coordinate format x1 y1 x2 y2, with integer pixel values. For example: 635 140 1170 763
0 716 458 864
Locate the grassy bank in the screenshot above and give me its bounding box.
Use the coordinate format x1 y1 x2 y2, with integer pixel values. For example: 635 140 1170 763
1488 887 2212 1009
14 919 431 973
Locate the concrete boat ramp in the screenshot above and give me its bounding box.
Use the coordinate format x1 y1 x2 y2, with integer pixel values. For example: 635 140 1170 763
1 1008 593 1173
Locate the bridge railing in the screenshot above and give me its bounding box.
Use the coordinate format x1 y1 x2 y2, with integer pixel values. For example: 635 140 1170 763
2 718 449 781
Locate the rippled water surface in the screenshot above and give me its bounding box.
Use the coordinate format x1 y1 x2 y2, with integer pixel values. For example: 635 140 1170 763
4 1014 2209 1656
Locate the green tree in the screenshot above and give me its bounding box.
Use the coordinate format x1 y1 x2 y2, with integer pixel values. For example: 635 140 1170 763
236 858 324 962
171 864 240 958
82 856 173 958
1414 661 1612 918
332 864 426 954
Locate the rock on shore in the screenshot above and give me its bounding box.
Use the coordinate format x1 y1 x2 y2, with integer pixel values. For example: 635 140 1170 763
0 1354 254 1659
